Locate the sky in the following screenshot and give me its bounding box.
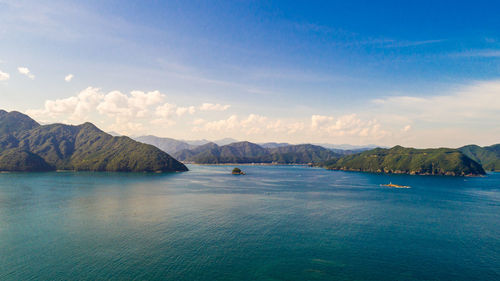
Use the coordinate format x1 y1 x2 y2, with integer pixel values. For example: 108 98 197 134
0 0 499 148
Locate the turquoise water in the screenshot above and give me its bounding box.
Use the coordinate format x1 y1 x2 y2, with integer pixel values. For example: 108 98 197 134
0 165 499 280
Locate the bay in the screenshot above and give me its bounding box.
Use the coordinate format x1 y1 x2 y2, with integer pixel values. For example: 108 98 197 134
0 165 499 280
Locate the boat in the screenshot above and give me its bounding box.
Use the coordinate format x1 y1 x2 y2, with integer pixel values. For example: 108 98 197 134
380 182 410 189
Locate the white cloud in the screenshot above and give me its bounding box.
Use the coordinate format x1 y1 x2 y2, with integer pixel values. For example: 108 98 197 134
176 106 196 116
199 103 231 111
193 113 384 140
17 67 35 79
192 118 205 125
64 74 74 82
194 114 277 136
23 80 500 146
155 103 177 119
311 114 387 139
26 87 103 122
0 70 10 81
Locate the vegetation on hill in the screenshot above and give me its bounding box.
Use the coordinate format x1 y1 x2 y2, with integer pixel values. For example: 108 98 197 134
459 144 500 171
173 142 340 164
322 146 485 176
0 111 187 172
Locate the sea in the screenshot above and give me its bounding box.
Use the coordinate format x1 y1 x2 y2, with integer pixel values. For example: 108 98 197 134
0 165 499 280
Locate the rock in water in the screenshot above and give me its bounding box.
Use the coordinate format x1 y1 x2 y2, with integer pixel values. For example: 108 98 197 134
232 167 245 175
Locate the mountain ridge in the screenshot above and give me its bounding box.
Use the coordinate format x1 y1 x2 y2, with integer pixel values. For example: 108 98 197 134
0 110 187 172
173 141 341 164
322 145 485 176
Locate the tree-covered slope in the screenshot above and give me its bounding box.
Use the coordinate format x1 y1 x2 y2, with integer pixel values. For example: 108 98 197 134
0 110 40 135
269 144 339 163
173 142 340 164
0 149 53 171
459 144 500 171
0 110 187 172
323 146 485 176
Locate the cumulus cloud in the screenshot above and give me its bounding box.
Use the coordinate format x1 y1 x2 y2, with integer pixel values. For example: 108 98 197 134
17 67 35 79
64 74 74 82
0 70 10 81
26 87 104 122
176 106 196 116
311 114 387 139
26 87 168 127
199 103 231 111
25 87 215 135
155 103 177 119
194 114 277 135
192 113 383 140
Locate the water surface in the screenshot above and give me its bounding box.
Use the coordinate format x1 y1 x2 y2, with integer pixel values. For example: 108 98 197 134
0 165 499 280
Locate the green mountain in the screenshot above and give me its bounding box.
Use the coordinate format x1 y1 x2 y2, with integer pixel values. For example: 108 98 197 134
0 109 39 135
459 144 500 171
173 142 340 164
322 146 485 176
0 110 187 172
268 144 341 163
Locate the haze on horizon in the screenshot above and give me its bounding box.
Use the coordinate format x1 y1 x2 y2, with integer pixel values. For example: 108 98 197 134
0 0 499 148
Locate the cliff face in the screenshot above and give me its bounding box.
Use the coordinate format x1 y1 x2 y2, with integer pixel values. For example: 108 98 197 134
0 111 187 172
323 146 485 176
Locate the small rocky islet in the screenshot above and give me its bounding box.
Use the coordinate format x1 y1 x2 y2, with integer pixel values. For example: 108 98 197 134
231 167 245 175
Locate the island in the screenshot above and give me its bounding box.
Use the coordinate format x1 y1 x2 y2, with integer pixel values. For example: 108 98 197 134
0 110 188 172
321 145 485 176
231 167 245 175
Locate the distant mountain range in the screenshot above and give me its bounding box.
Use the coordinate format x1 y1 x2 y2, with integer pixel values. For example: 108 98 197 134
172 141 341 164
134 135 196 155
321 146 486 176
4 111 496 176
134 134 500 175
0 110 187 172
132 136 240 154
134 135 378 156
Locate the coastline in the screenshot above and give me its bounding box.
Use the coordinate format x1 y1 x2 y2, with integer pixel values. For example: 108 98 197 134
182 162 312 166
324 167 486 177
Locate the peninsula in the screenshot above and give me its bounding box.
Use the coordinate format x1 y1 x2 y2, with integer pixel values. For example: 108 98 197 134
0 110 187 172
321 146 485 176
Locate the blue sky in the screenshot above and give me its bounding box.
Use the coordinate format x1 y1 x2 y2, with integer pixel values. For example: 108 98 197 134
0 0 499 147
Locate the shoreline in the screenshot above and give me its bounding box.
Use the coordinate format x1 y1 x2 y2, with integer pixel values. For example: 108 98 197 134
183 163 312 166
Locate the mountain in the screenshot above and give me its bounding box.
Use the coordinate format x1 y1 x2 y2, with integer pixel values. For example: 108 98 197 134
268 144 340 163
182 137 238 146
174 141 340 164
459 144 500 171
213 138 239 146
314 143 382 150
0 110 187 172
322 146 485 176
134 135 195 154
259 142 290 148
183 139 210 146
0 109 39 135
108 131 122 136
